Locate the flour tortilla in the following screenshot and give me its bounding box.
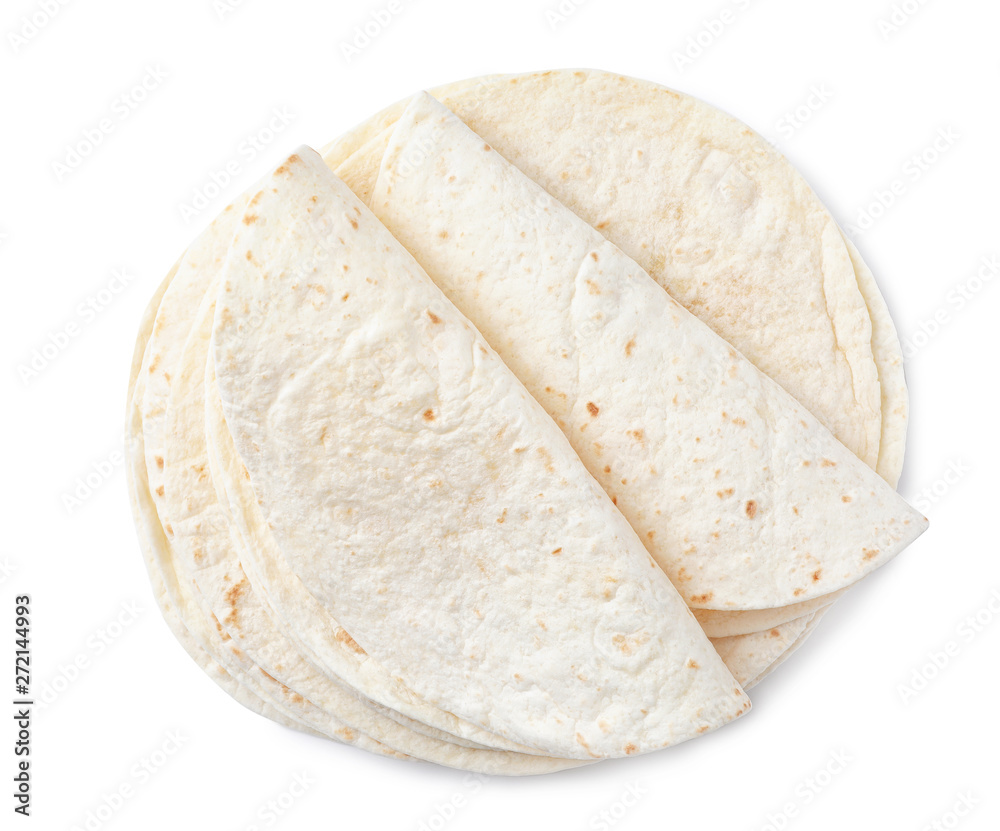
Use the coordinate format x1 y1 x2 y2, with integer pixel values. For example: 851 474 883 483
370 93 926 612
211 148 750 760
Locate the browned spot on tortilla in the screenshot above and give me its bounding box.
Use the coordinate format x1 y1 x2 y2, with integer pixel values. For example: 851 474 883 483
624 743 637 755
483 143 492 151
863 548 879 561
307 283 326 295
822 458 837 467
349 218 358 230
258 668 278 683
625 338 636 356
596 220 609 229
716 488 734 498
423 409 435 421
793 506 800 515
629 428 644 442
575 733 599 758
223 576 249 629
842 495 852 502
812 569 823 582
687 659 699 669
697 725 710 734
242 214 258 225
496 508 507 524
745 500 758 518
335 629 366 655
770 629 781 638
154 455 164 469
155 485 164 497
646 530 655 539
536 446 555 473
690 592 714 604
310 195 318 203
551 547 562 555
590 251 599 261
732 417 746 427
794 588 806 597
163 523 173 536
245 249 253 261
584 278 601 295
612 497 617 506
802 460 811 467
586 402 600 417
438 230 449 239
341 292 349 301
337 727 357 742
537 618 547 631
427 310 442 323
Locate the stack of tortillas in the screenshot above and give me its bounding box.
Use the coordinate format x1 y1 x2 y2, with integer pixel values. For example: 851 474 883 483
127 70 927 772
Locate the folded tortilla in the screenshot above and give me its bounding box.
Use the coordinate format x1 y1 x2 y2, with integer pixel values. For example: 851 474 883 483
210 147 750 760
369 93 927 612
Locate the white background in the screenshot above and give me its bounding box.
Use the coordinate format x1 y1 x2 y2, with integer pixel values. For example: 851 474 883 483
2 0 998 828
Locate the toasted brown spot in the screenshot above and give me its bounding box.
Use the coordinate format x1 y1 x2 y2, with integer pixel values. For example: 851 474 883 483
307 283 326 295
842 495 852 502
536 446 555 473
154 455 164 469
341 292 349 301
590 251 599 261
822 458 837 467
596 220 609 229
624 743 637 755
625 338 636 356
770 629 781 638
427 310 442 324
732 417 746 427
745 500 758 518
155 485 164 497
863 548 879 561
551 547 562 555
697 725 710 734
423 409 435 421
646 530 655 540
163 523 173 536
438 230 449 240
242 214 258 225
483 143 492 151
497 508 507 524
245 250 253 261
716 488 734 498
629 428 644 442
794 588 806 597
690 592 714 604
687 659 699 669
335 628 366 655
586 402 600 417
349 218 358 230
812 569 823 582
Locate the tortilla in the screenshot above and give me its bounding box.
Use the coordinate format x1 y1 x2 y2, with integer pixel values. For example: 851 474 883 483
210 147 750 760
369 93 926 612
